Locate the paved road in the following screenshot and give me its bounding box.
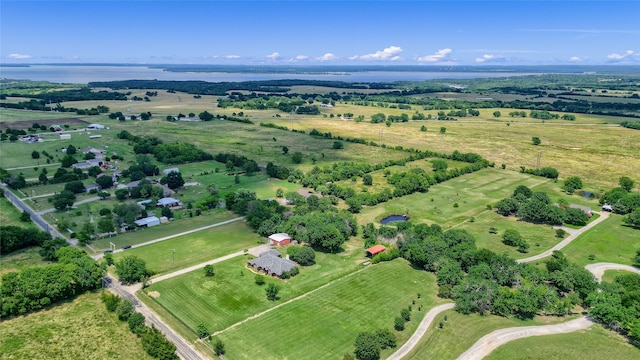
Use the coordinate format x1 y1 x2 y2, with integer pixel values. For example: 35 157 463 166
92 216 246 260
106 276 205 360
5 163 61 171
456 316 594 360
517 211 609 263
585 262 640 281
387 303 456 360
1 183 75 245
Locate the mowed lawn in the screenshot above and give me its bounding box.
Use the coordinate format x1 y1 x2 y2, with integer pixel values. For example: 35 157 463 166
214 259 441 360
357 168 552 228
563 214 640 266
486 324 640 360
111 219 261 275
146 245 367 335
406 310 578 360
0 197 38 228
0 292 152 360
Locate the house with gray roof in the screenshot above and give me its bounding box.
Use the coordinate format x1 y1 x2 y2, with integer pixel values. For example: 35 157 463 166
248 250 297 278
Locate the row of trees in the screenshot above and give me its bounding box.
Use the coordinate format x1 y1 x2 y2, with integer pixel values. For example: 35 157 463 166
496 186 589 226
0 225 52 254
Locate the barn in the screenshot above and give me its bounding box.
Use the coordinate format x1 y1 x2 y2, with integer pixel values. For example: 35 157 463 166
268 233 291 247
366 244 387 257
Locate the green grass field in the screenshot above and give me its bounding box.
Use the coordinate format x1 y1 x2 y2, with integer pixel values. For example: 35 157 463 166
485 324 640 360
214 259 442 360
0 292 152 360
146 243 366 335
405 310 577 360
563 214 640 266
111 220 262 274
0 247 52 277
0 197 37 228
90 209 236 251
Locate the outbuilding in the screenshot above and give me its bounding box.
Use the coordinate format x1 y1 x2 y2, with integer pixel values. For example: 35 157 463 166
87 123 105 130
134 216 160 228
366 244 387 257
268 233 291 247
162 168 180 175
157 197 182 207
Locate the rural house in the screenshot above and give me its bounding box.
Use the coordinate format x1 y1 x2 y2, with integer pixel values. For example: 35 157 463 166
268 233 291 247
248 250 297 278
157 197 182 208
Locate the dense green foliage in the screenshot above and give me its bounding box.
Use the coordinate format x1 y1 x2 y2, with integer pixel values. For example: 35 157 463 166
0 225 51 254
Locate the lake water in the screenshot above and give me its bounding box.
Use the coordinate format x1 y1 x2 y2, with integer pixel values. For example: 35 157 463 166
0 65 533 84
380 215 409 225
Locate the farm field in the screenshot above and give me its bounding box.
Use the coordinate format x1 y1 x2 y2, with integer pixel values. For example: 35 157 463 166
0 247 51 277
485 324 640 360
146 242 367 335
213 259 443 360
0 292 152 360
405 309 579 360
111 220 262 274
562 215 640 266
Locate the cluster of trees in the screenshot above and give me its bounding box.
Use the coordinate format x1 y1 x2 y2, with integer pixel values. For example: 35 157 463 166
102 293 178 359
0 226 52 254
621 121 640 130
496 186 589 226
286 246 316 266
352 329 396 360
117 130 213 164
600 176 639 215
115 255 151 285
214 152 259 174
519 166 559 179
1 247 104 317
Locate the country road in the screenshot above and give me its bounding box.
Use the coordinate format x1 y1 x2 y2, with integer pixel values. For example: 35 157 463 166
585 262 640 281
36 196 101 215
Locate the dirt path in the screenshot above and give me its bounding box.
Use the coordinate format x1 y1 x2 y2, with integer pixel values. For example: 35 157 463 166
585 262 640 281
516 211 609 264
455 316 594 360
386 303 455 360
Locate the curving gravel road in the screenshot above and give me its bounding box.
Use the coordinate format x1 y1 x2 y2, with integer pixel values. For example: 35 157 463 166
455 316 594 360
585 262 640 282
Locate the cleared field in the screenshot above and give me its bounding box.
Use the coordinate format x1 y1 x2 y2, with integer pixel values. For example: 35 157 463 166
0 292 152 360
405 310 577 360
261 114 640 189
0 108 85 122
0 197 37 228
146 243 366 335
90 209 236 251
0 247 52 277
214 259 442 360
563 215 640 266
486 323 640 360
111 220 262 275
357 168 553 228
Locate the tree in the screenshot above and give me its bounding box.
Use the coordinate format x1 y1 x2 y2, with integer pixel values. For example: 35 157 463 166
564 208 589 226
291 151 303 164
354 332 380 360
97 217 115 234
619 176 635 192
31 150 40 159
199 110 214 121
204 264 215 276
493 111 501 118
332 141 344 149
266 283 280 301
375 329 396 349
65 180 86 194
95 175 113 189
394 317 405 331
289 246 315 266
282 146 289 155
532 137 541 145
53 190 76 211
20 210 31 222
440 127 446 134
66 144 77 155
116 299 134 321
363 174 373 186
115 255 149 284
97 191 110 200
196 322 209 338
160 171 184 189
420 125 427 132
104 253 114 266
563 176 583 194
213 339 225 355
624 208 640 228
431 159 448 172
128 312 146 333
502 229 529 253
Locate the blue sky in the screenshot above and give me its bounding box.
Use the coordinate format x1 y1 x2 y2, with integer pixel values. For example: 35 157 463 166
1 1 639 65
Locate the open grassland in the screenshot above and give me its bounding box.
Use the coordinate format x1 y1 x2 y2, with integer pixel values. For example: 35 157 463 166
0 108 83 122
0 292 152 360
214 259 442 360
0 247 51 277
357 168 553 228
90 209 235 251
111 220 262 275
147 242 366 335
602 269 640 283
406 310 577 360
563 215 640 266
485 324 640 360
0 197 37 228
260 113 639 189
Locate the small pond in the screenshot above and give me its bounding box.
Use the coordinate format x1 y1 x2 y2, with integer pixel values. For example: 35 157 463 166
380 215 409 225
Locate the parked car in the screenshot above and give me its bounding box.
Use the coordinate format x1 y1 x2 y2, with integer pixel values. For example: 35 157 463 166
122 245 132 250
104 249 113 254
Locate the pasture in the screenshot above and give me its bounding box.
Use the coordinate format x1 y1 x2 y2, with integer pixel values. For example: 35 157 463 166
0 247 51 277
0 292 152 360
146 242 366 335
213 259 442 360
0 197 37 228
563 215 640 266
111 220 261 274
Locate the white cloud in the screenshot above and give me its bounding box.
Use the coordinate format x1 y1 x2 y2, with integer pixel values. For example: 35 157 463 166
607 50 634 60
358 46 403 61
295 55 308 60
7 53 32 59
569 56 588 62
315 53 337 61
348 55 359 60
475 54 505 63
225 55 241 59
266 52 281 60
417 48 452 63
